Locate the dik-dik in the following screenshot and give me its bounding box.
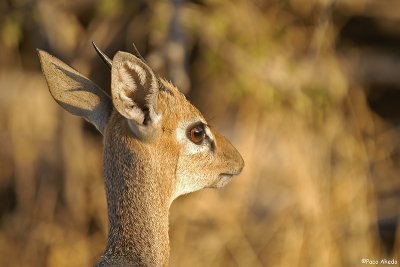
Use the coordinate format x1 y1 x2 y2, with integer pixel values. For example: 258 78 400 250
38 43 244 266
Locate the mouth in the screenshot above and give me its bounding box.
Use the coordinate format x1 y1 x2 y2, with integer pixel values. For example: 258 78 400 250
220 168 242 177
219 173 234 179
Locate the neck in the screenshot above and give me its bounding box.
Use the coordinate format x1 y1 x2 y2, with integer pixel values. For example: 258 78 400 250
97 124 171 266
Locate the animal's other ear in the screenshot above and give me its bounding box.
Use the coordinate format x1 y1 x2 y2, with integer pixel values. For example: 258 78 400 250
111 51 161 139
37 49 113 135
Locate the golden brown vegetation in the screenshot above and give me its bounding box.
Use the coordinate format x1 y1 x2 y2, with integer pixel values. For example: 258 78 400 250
0 0 399 266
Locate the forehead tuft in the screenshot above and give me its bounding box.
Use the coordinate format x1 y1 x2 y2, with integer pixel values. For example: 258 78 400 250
157 79 204 122
159 79 181 96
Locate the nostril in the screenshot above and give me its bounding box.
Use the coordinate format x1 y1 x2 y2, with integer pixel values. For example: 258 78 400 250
236 153 245 173
239 155 245 169
227 161 244 176
226 154 244 176
239 163 244 173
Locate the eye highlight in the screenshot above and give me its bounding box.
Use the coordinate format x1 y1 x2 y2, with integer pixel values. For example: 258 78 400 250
187 124 206 145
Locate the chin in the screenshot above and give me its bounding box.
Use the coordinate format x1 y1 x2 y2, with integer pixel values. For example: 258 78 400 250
213 174 234 188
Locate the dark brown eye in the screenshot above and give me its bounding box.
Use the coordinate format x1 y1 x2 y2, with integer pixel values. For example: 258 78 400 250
188 124 206 145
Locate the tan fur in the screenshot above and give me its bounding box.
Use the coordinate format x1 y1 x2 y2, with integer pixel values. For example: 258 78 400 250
37 48 244 267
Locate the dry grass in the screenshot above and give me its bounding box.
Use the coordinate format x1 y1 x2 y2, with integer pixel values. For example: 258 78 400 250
0 0 399 266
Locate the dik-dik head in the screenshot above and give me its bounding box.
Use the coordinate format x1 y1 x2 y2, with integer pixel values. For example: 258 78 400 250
38 45 244 204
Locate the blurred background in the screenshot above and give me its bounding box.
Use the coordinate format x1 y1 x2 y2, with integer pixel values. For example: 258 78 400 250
0 0 399 266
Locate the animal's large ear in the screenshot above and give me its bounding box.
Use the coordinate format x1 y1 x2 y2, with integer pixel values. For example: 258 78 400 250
38 49 113 135
111 51 161 139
